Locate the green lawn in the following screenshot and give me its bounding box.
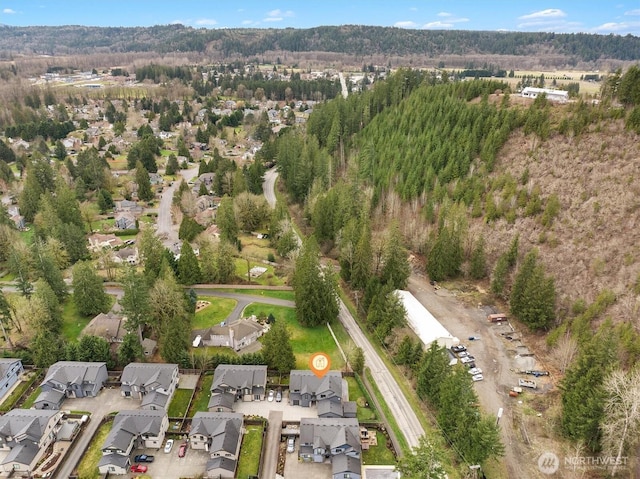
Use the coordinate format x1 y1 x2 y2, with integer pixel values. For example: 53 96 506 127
167 389 193 418
244 303 344 370
0 271 16 282
233 258 286 286
0 371 42 412
18 228 34 245
22 386 41 409
227 289 295 301
77 420 112 479
236 425 263 479
189 374 213 415
62 296 115 341
193 296 238 329
346 376 376 421
362 430 397 466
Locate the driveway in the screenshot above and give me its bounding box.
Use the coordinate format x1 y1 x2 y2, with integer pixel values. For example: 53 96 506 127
157 165 199 247
54 388 135 479
232 391 318 422
129 444 209 479
283 441 332 479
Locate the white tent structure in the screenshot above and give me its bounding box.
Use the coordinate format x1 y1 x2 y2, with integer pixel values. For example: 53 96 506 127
395 290 459 349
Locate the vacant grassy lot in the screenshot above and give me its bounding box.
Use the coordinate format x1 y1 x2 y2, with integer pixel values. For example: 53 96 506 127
362 430 397 466
77 420 112 479
193 296 237 329
188 374 213 415
236 425 263 479
244 304 344 369
167 389 193 418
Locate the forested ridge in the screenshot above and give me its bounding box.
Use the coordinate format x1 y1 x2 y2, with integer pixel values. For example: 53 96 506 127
0 24 639 62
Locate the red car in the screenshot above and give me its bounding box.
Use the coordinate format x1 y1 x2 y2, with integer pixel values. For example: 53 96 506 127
130 464 148 473
178 442 187 457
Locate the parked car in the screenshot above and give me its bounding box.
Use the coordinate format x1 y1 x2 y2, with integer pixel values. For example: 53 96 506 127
457 351 469 358
472 374 484 382
267 389 275 402
134 454 154 463
163 439 174 453
468 336 481 341
287 437 295 453
178 442 188 458
275 390 282 402
130 465 148 473
451 345 467 353
468 367 483 376
461 356 475 364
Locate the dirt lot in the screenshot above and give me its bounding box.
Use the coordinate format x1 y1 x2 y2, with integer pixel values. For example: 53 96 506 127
407 274 555 479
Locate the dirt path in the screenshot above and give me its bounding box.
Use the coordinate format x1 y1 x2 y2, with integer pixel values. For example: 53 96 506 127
407 274 528 478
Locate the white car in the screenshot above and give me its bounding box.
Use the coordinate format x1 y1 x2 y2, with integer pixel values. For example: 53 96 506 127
267 390 275 402
286 437 295 453
468 367 483 376
461 356 475 364
457 351 469 358
164 439 174 453
472 374 484 382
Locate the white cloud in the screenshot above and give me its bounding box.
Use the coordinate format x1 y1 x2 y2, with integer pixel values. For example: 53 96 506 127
266 9 294 18
264 16 283 22
424 21 454 28
241 20 254 25
409 7 418 12
195 18 217 26
625 9 640 16
518 8 566 20
395 21 418 28
593 20 640 32
3 8 16 14
437 12 452 17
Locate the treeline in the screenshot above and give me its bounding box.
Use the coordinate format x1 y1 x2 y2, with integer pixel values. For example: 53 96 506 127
216 72 342 102
1 24 639 62
135 64 193 83
4 119 75 141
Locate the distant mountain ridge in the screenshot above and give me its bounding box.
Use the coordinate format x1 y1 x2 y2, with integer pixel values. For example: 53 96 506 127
0 24 639 62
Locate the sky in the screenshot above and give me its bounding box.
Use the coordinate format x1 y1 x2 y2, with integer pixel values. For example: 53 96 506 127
0 1 639 36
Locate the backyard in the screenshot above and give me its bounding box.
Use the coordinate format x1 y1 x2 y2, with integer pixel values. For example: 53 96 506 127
188 373 213 416
346 376 376 421
62 296 115 341
233 258 286 286
236 424 264 479
76 420 112 479
362 430 397 466
167 388 194 418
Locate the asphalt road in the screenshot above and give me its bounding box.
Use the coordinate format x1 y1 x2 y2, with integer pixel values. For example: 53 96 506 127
261 169 424 451
337 300 424 450
263 168 279 208
156 165 199 247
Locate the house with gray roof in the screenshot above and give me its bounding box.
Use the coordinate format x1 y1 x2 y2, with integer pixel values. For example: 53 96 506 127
208 365 266 411
0 358 23 402
120 363 179 411
34 361 108 410
199 317 267 352
0 409 64 473
289 370 343 408
298 417 361 478
189 412 243 479
98 410 168 475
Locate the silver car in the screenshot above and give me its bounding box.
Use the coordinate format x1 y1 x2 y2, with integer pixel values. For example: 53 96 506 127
287 437 295 453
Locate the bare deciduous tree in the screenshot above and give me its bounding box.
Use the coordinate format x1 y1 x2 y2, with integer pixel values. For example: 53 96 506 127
601 368 640 476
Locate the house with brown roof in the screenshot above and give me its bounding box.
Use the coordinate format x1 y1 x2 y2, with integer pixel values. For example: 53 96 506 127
82 312 127 343
198 317 267 352
88 233 124 251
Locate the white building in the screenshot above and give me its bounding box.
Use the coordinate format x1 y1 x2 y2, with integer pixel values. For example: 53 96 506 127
395 290 459 349
521 87 569 103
